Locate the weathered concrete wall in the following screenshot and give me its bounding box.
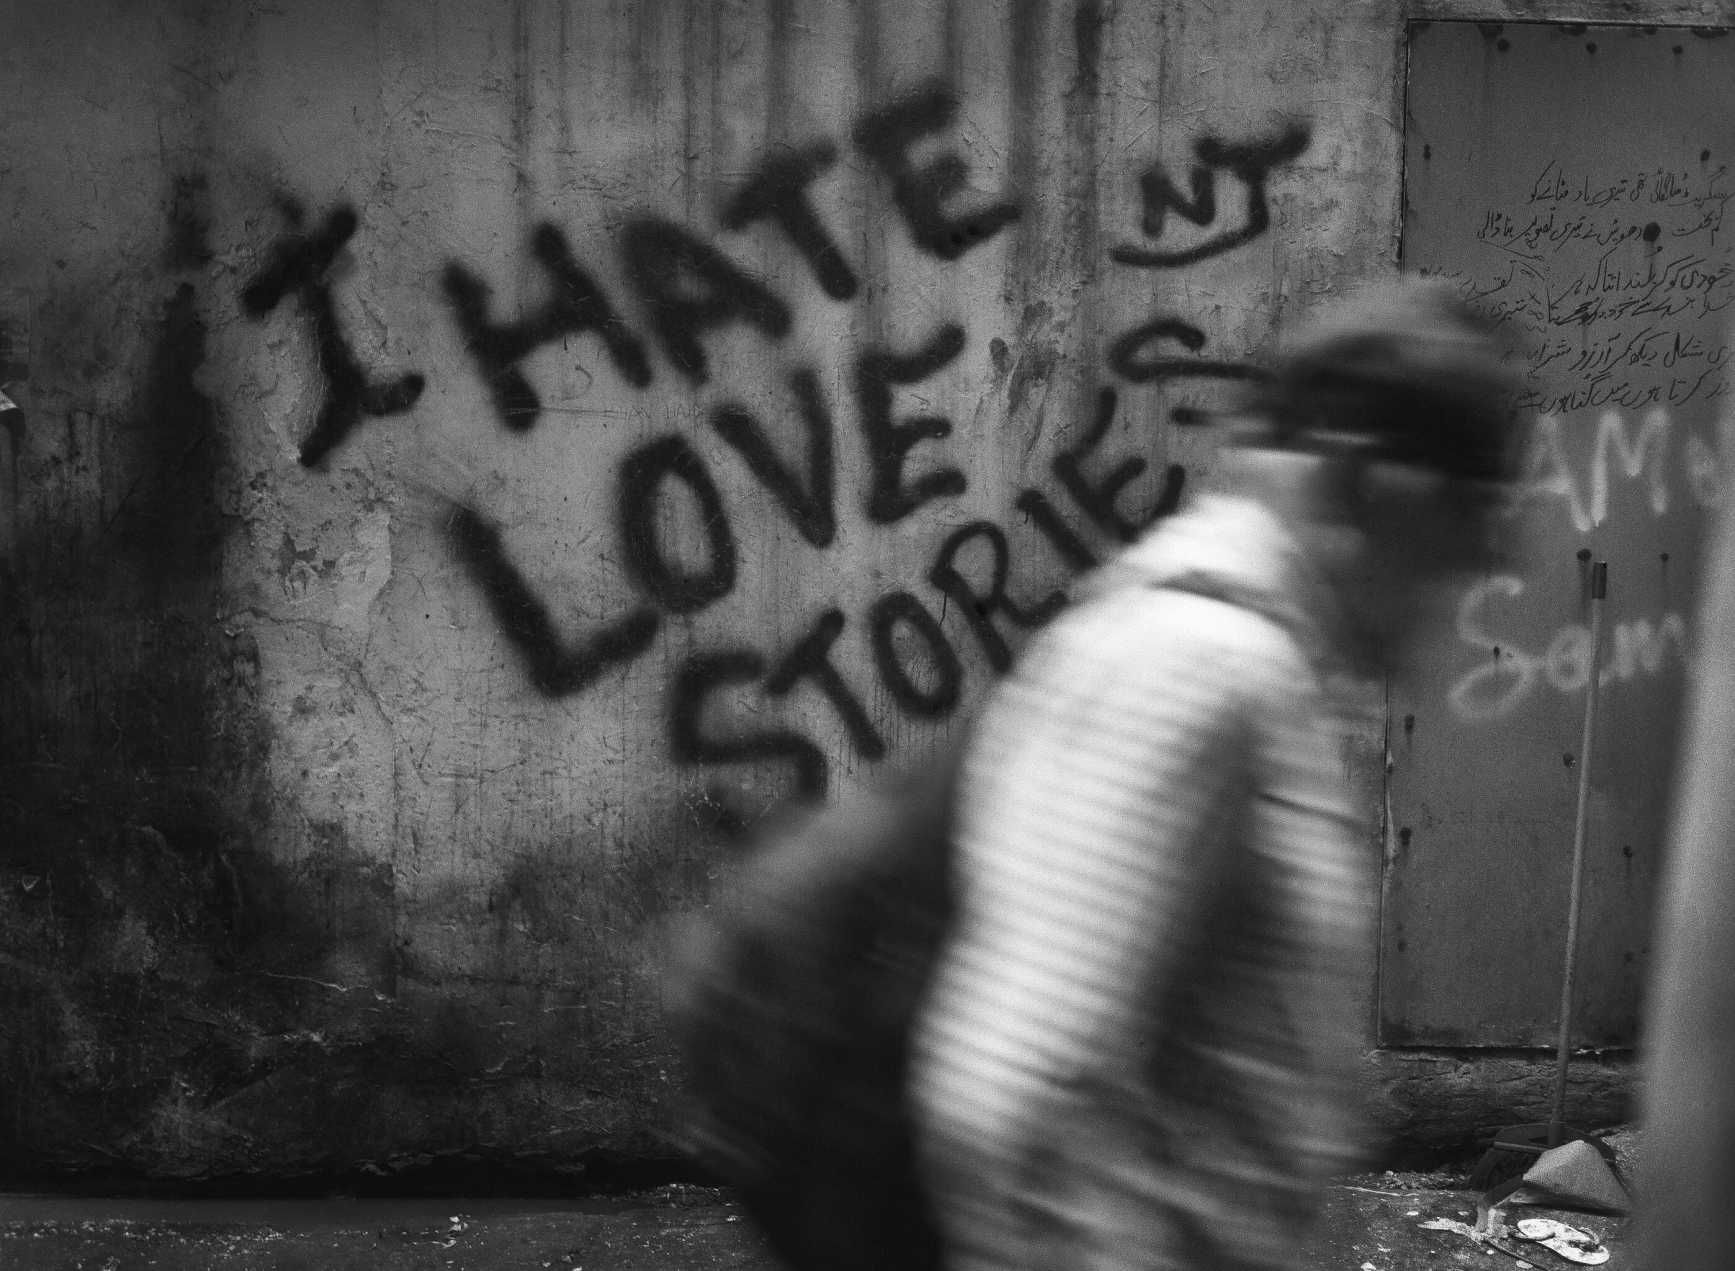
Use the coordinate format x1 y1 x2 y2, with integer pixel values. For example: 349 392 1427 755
0 0 1719 1180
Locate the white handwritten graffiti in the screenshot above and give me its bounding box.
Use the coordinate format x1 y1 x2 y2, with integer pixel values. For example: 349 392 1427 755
1522 407 1719 533
1447 573 1689 722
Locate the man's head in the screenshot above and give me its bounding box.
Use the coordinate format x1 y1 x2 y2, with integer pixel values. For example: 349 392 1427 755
1233 277 1530 666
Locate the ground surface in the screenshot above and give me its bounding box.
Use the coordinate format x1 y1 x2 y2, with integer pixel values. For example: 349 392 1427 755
1322 1171 1629 1270
0 1175 1631 1269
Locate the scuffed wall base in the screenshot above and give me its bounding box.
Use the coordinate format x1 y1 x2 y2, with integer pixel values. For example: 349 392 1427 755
1364 1049 1634 1167
0 954 682 1186
1 1022 1636 1185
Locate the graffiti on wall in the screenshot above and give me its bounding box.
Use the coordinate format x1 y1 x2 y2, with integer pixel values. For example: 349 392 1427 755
1106 123 1306 402
243 81 1310 798
1428 151 1734 727
1446 407 1709 723
241 201 426 468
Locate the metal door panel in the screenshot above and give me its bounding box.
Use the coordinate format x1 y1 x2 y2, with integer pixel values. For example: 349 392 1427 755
1386 21 1734 1046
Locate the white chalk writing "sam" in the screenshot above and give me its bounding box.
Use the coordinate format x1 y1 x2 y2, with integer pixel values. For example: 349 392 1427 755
1448 575 1688 722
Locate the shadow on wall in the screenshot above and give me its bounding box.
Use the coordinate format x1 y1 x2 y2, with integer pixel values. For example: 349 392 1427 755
0 249 369 1181
0 189 714 1183
0 262 285 1175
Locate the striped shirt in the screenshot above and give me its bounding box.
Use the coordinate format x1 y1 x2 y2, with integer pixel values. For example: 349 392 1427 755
910 495 1370 1271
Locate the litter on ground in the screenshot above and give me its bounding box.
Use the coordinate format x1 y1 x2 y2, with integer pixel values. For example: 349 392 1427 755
1419 1217 1481 1240
1513 1217 1609 1266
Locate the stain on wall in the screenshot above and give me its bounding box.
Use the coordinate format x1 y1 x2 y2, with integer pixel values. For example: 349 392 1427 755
1 0 1701 1180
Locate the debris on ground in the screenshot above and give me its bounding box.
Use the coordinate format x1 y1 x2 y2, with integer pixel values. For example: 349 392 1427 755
1513 1216 1610 1265
1417 1216 1479 1239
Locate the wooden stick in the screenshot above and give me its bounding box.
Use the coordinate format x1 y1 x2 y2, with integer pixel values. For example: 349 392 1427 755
1550 560 1605 1146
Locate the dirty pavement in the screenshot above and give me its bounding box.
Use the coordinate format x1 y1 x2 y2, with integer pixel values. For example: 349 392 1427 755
0 1169 1633 1270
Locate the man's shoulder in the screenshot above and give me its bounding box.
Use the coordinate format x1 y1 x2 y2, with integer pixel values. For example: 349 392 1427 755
1074 581 1306 660
1047 583 1314 703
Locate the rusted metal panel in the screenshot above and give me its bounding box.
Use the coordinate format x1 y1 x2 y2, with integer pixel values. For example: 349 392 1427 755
1385 21 1735 1046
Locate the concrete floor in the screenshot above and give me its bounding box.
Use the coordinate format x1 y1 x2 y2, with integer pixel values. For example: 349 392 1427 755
0 1175 1628 1269
0 1186 764 1271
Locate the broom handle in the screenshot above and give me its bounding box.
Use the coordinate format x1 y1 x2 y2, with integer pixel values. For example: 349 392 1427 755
1551 560 1607 1146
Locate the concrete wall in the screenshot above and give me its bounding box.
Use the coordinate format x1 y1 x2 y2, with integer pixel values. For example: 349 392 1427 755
1 0 1720 1181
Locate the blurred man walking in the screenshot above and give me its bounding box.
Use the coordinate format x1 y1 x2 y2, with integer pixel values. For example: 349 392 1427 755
911 278 1528 1271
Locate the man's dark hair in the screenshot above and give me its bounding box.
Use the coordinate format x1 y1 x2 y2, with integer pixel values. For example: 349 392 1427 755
1254 277 1528 485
